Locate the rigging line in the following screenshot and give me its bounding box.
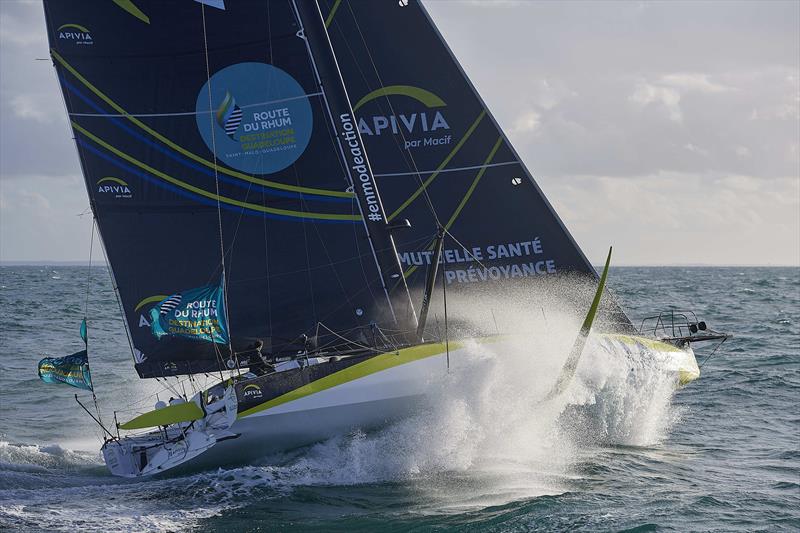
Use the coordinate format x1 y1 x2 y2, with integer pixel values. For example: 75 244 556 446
83 217 104 428
327 18 428 212
232 231 436 281
441 234 450 371
281 17 358 325
294 166 319 324
402 137 503 279
304 4 379 308
46 0 139 386
96 225 138 367
388 111 486 222
67 92 324 118
280 271 385 352
304 21 380 305
83 218 96 321
344 1 441 227
292 0 399 325
201 4 235 363
317 321 382 354
374 161 518 178
308 202 368 326
263 1 274 339
698 337 727 369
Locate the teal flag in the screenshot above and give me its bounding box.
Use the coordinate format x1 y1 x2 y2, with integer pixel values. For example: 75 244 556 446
80 318 88 346
38 350 93 391
149 280 229 344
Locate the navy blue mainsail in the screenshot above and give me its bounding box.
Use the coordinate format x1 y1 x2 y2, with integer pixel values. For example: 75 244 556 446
43 0 416 377
44 0 629 377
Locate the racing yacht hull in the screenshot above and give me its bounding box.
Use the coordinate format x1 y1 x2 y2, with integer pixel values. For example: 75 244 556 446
176 335 698 472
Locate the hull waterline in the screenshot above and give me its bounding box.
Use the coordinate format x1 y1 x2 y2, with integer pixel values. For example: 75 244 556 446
153 335 699 475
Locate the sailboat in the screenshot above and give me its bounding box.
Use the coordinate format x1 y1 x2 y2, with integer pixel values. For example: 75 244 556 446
42 0 728 478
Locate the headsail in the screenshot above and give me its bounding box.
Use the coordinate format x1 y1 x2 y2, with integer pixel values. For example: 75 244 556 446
323 0 631 331
43 0 415 377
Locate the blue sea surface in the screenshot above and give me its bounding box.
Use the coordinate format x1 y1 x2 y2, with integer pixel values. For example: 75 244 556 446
0 266 798 531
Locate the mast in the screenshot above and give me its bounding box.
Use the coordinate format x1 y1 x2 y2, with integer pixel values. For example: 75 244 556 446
292 0 418 336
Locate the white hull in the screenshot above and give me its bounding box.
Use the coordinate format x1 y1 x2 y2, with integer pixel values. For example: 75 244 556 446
168 335 699 473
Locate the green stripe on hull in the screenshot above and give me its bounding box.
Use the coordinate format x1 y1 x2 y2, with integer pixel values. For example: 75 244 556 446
238 341 465 418
238 333 689 419
602 333 682 353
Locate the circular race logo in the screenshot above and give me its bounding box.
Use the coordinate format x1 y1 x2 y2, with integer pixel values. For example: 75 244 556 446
195 62 313 175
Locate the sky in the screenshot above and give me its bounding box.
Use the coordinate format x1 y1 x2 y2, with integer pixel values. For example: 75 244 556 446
0 0 798 265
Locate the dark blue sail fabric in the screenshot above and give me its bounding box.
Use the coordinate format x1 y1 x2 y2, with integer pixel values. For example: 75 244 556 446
322 0 631 329
43 0 402 377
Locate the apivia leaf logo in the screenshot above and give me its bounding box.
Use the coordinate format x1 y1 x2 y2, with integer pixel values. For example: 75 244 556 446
354 85 452 149
57 23 93 45
96 176 132 198
135 294 169 328
242 384 263 400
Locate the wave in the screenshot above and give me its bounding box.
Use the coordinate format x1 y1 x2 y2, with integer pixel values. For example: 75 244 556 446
0 331 685 530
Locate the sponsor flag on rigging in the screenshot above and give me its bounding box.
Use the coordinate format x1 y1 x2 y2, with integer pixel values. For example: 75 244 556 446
38 350 94 391
149 279 229 344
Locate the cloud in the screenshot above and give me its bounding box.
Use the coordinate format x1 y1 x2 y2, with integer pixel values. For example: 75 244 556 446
0 0 797 264
546 173 799 265
660 73 731 94
9 94 52 123
0 2 47 48
0 174 91 262
630 81 683 122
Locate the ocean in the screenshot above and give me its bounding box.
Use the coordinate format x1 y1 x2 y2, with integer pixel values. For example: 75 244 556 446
0 266 797 532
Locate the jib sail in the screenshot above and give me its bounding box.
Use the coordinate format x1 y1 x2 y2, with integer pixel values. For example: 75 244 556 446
322 0 631 330
43 0 415 377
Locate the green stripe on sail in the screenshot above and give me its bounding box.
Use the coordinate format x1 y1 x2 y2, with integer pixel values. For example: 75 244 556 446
51 50 353 199
71 122 361 222
325 0 343 28
111 0 151 24
403 136 505 279
388 110 486 222
119 402 204 430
